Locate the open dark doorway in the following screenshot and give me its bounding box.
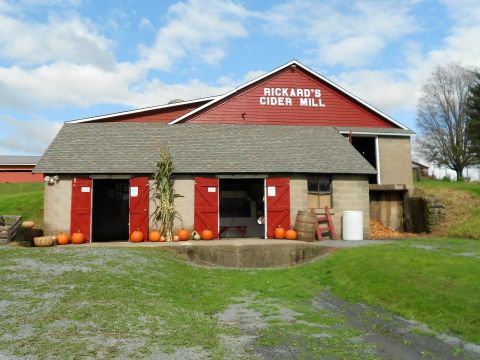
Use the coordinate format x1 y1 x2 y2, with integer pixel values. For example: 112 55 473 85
351 136 378 184
219 178 265 238
92 179 129 242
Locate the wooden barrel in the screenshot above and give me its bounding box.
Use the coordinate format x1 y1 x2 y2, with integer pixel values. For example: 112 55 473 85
294 210 317 242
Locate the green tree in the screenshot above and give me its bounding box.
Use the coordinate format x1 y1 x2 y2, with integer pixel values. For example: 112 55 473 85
417 63 477 181
467 71 480 160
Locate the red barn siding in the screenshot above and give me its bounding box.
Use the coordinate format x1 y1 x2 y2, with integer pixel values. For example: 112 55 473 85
0 165 42 183
185 68 396 128
0 172 43 183
83 102 209 123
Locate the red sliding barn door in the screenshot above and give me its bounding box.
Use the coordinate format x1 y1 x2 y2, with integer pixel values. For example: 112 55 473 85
266 178 290 238
130 177 149 241
194 177 219 238
71 177 92 242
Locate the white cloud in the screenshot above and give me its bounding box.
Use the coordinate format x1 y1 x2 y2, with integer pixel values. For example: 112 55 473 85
0 116 62 154
243 70 266 82
139 17 154 31
333 70 417 114
139 0 251 70
262 0 416 68
0 12 115 69
125 78 231 108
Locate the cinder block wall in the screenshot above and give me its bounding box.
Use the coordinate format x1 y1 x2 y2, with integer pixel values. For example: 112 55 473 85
289 177 308 227
149 176 195 231
43 176 72 235
378 137 413 187
332 175 370 239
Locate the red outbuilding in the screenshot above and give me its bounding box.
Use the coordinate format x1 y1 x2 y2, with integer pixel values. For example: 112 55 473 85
0 155 43 183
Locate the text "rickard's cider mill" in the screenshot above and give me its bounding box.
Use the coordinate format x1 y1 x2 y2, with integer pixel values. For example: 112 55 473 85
259 87 326 107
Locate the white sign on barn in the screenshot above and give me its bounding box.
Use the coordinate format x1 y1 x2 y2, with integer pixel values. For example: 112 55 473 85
259 87 326 107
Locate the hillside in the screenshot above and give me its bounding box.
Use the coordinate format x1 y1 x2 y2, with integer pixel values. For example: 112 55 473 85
0 182 44 227
414 180 480 239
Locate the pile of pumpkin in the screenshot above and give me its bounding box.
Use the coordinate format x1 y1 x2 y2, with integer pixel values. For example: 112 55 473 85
51 228 215 245
55 231 86 245
134 228 214 242
274 226 298 240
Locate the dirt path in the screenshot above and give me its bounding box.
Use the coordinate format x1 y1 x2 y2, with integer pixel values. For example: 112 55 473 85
312 291 480 360
217 291 480 359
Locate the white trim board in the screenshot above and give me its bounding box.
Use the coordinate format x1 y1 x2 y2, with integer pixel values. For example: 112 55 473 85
66 96 218 124
0 163 37 166
375 136 381 185
168 59 410 130
338 131 413 137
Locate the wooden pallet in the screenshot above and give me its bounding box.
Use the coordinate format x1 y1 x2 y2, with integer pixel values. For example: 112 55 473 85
0 215 22 244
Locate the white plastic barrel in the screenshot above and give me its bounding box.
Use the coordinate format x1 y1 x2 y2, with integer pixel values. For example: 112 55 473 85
342 211 363 241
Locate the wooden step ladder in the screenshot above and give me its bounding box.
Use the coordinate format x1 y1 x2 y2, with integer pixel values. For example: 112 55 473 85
311 207 338 240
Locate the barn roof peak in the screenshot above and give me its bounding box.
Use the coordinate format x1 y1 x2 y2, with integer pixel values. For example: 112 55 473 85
168 59 409 130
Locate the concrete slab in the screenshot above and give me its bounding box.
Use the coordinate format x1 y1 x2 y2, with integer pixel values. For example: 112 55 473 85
69 238 336 268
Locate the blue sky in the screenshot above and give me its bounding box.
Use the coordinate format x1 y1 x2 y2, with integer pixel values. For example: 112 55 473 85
1 0 480 157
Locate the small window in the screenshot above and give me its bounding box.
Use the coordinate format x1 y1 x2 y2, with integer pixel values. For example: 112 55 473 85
307 175 331 193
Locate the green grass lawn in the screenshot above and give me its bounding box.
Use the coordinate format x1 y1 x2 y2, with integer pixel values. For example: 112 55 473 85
0 182 44 226
415 180 480 239
1 238 479 358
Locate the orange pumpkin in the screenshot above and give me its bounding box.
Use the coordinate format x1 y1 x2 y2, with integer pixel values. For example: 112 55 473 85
178 228 190 241
285 229 297 240
149 230 161 242
201 229 213 241
56 233 69 245
130 230 143 243
71 231 85 244
274 226 286 239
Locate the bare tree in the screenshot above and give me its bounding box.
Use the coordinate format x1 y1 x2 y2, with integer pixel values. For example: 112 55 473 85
417 63 478 181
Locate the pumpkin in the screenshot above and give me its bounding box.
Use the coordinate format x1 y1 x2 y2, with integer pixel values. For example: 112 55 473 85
130 230 143 243
149 230 161 242
178 228 190 241
173 235 180 242
160 236 166 242
21 221 35 229
56 233 69 245
285 229 297 240
71 231 85 244
274 226 286 239
201 229 213 241
191 231 201 241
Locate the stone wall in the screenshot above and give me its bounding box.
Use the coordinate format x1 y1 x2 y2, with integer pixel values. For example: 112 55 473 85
408 196 446 233
149 176 195 231
289 177 308 227
332 175 370 239
43 176 72 235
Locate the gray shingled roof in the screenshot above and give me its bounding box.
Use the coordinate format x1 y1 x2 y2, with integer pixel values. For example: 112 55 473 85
0 155 41 165
34 123 376 175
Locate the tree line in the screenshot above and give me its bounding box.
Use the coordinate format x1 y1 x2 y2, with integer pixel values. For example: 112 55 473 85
417 63 480 181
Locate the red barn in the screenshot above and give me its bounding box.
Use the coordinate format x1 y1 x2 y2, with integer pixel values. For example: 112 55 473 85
35 60 414 241
0 155 43 183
